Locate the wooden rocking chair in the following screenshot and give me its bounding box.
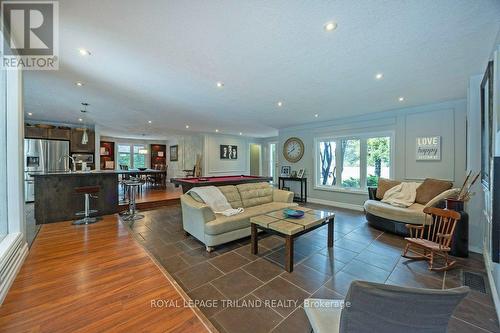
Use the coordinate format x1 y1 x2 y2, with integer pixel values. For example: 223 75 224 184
402 207 461 271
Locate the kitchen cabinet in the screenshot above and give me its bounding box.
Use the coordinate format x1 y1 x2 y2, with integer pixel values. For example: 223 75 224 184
25 126 48 139
47 128 71 140
70 128 95 153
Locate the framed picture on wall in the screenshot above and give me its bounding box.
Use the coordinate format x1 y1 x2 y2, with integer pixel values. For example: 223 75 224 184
280 165 291 177
481 61 494 190
170 145 178 161
297 169 305 178
220 145 238 159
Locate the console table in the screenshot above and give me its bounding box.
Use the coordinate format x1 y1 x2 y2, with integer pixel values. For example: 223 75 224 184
278 177 307 203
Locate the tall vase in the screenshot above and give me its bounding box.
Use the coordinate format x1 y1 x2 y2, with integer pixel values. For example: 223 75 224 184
445 198 468 258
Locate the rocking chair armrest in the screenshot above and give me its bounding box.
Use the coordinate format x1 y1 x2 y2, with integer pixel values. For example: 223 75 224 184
437 233 452 239
405 224 425 230
405 224 425 238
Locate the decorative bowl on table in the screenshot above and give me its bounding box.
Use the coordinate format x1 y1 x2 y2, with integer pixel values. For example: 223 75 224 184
283 208 305 218
138 167 147 171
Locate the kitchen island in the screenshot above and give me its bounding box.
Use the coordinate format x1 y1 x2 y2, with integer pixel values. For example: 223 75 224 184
31 169 166 224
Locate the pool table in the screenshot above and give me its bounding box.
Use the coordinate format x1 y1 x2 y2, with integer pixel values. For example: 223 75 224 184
171 175 273 193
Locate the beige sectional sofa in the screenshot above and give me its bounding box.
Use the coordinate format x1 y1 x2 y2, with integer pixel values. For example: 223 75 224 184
180 182 296 251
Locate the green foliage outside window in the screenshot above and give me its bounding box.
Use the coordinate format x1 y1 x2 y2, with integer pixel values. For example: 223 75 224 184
133 154 146 168
342 177 360 188
367 137 390 187
118 153 131 167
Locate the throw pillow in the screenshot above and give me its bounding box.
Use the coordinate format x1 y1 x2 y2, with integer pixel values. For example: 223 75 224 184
376 178 401 200
415 178 453 204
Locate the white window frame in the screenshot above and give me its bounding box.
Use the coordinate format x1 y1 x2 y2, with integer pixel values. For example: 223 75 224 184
314 131 395 194
0 68 29 304
115 143 149 169
132 144 147 168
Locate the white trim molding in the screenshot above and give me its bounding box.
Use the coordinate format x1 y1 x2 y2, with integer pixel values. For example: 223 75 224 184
308 197 364 212
482 246 500 324
0 233 28 303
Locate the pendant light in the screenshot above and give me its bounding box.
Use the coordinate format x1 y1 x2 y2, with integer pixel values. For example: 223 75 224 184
80 103 89 145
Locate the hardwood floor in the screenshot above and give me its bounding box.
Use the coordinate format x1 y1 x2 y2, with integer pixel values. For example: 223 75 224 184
135 184 183 203
0 214 210 333
118 183 182 211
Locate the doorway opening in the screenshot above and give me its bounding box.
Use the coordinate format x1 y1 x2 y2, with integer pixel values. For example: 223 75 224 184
249 144 261 176
269 142 277 184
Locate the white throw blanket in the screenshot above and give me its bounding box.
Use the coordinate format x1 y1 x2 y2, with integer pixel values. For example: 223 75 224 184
187 186 244 216
381 182 419 208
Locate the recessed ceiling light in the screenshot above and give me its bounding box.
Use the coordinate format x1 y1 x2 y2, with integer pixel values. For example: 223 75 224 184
148 120 152 124
215 129 219 133
78 118 83 122
375 73 384 80
277 101 283 107
398 96 405 102
185 125 190 129
314 114 319 118
75 81 84 87
324 21 337 32
216 81 224 88
78 48 91 56
27 112 33 116
239 132 243 136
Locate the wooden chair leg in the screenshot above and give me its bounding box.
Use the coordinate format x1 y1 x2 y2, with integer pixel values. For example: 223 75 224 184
402 243 410 257
402 243 427 261
428 251 434 270
429 252 457 271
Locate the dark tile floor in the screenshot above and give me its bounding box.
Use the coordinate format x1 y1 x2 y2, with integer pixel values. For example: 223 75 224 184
127 204 500 333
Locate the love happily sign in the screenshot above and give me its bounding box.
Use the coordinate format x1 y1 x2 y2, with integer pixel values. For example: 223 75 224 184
416 136 441 161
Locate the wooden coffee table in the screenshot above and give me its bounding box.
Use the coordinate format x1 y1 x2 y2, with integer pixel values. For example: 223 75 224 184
250 207 335 272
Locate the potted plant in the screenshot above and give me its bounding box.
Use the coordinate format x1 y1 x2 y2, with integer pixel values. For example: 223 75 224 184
446 171 480 211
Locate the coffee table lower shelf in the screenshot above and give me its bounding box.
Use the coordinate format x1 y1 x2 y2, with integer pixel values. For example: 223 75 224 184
250 208 335 273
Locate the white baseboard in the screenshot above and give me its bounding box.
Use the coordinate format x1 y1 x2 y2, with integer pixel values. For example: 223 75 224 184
482 246 500 324
308 197 364 212
0 233 28 304
469 245 483 254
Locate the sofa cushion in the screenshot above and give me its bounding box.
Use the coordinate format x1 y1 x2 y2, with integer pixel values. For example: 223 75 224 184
364 200 430 225
236 182 273 208
218 185 243 208
376 178 401 200
415 178 453 205
204 201 297 235
187 185 243 208
424 188 460 208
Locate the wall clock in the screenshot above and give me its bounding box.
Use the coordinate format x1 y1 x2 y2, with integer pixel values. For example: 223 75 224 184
283 137 304 163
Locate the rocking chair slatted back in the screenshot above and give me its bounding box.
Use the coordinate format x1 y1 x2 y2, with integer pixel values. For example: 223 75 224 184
424 207 460 249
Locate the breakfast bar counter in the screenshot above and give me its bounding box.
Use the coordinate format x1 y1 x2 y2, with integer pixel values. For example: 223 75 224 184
31 169 166 224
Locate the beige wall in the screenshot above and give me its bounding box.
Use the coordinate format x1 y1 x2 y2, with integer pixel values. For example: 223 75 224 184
278 99 467 209
167 134 203 177
203 134 251 176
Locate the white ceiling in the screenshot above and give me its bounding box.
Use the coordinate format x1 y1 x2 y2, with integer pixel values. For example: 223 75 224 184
24 0 500 138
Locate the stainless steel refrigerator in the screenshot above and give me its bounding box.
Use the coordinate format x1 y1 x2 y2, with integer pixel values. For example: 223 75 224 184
24 139 70 202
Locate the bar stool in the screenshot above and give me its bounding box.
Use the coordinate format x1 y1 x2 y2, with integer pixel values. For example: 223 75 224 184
122 179 144 222
74 185 101 225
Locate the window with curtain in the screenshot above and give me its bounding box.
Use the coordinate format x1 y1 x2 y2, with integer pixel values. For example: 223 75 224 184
315 133 392 191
